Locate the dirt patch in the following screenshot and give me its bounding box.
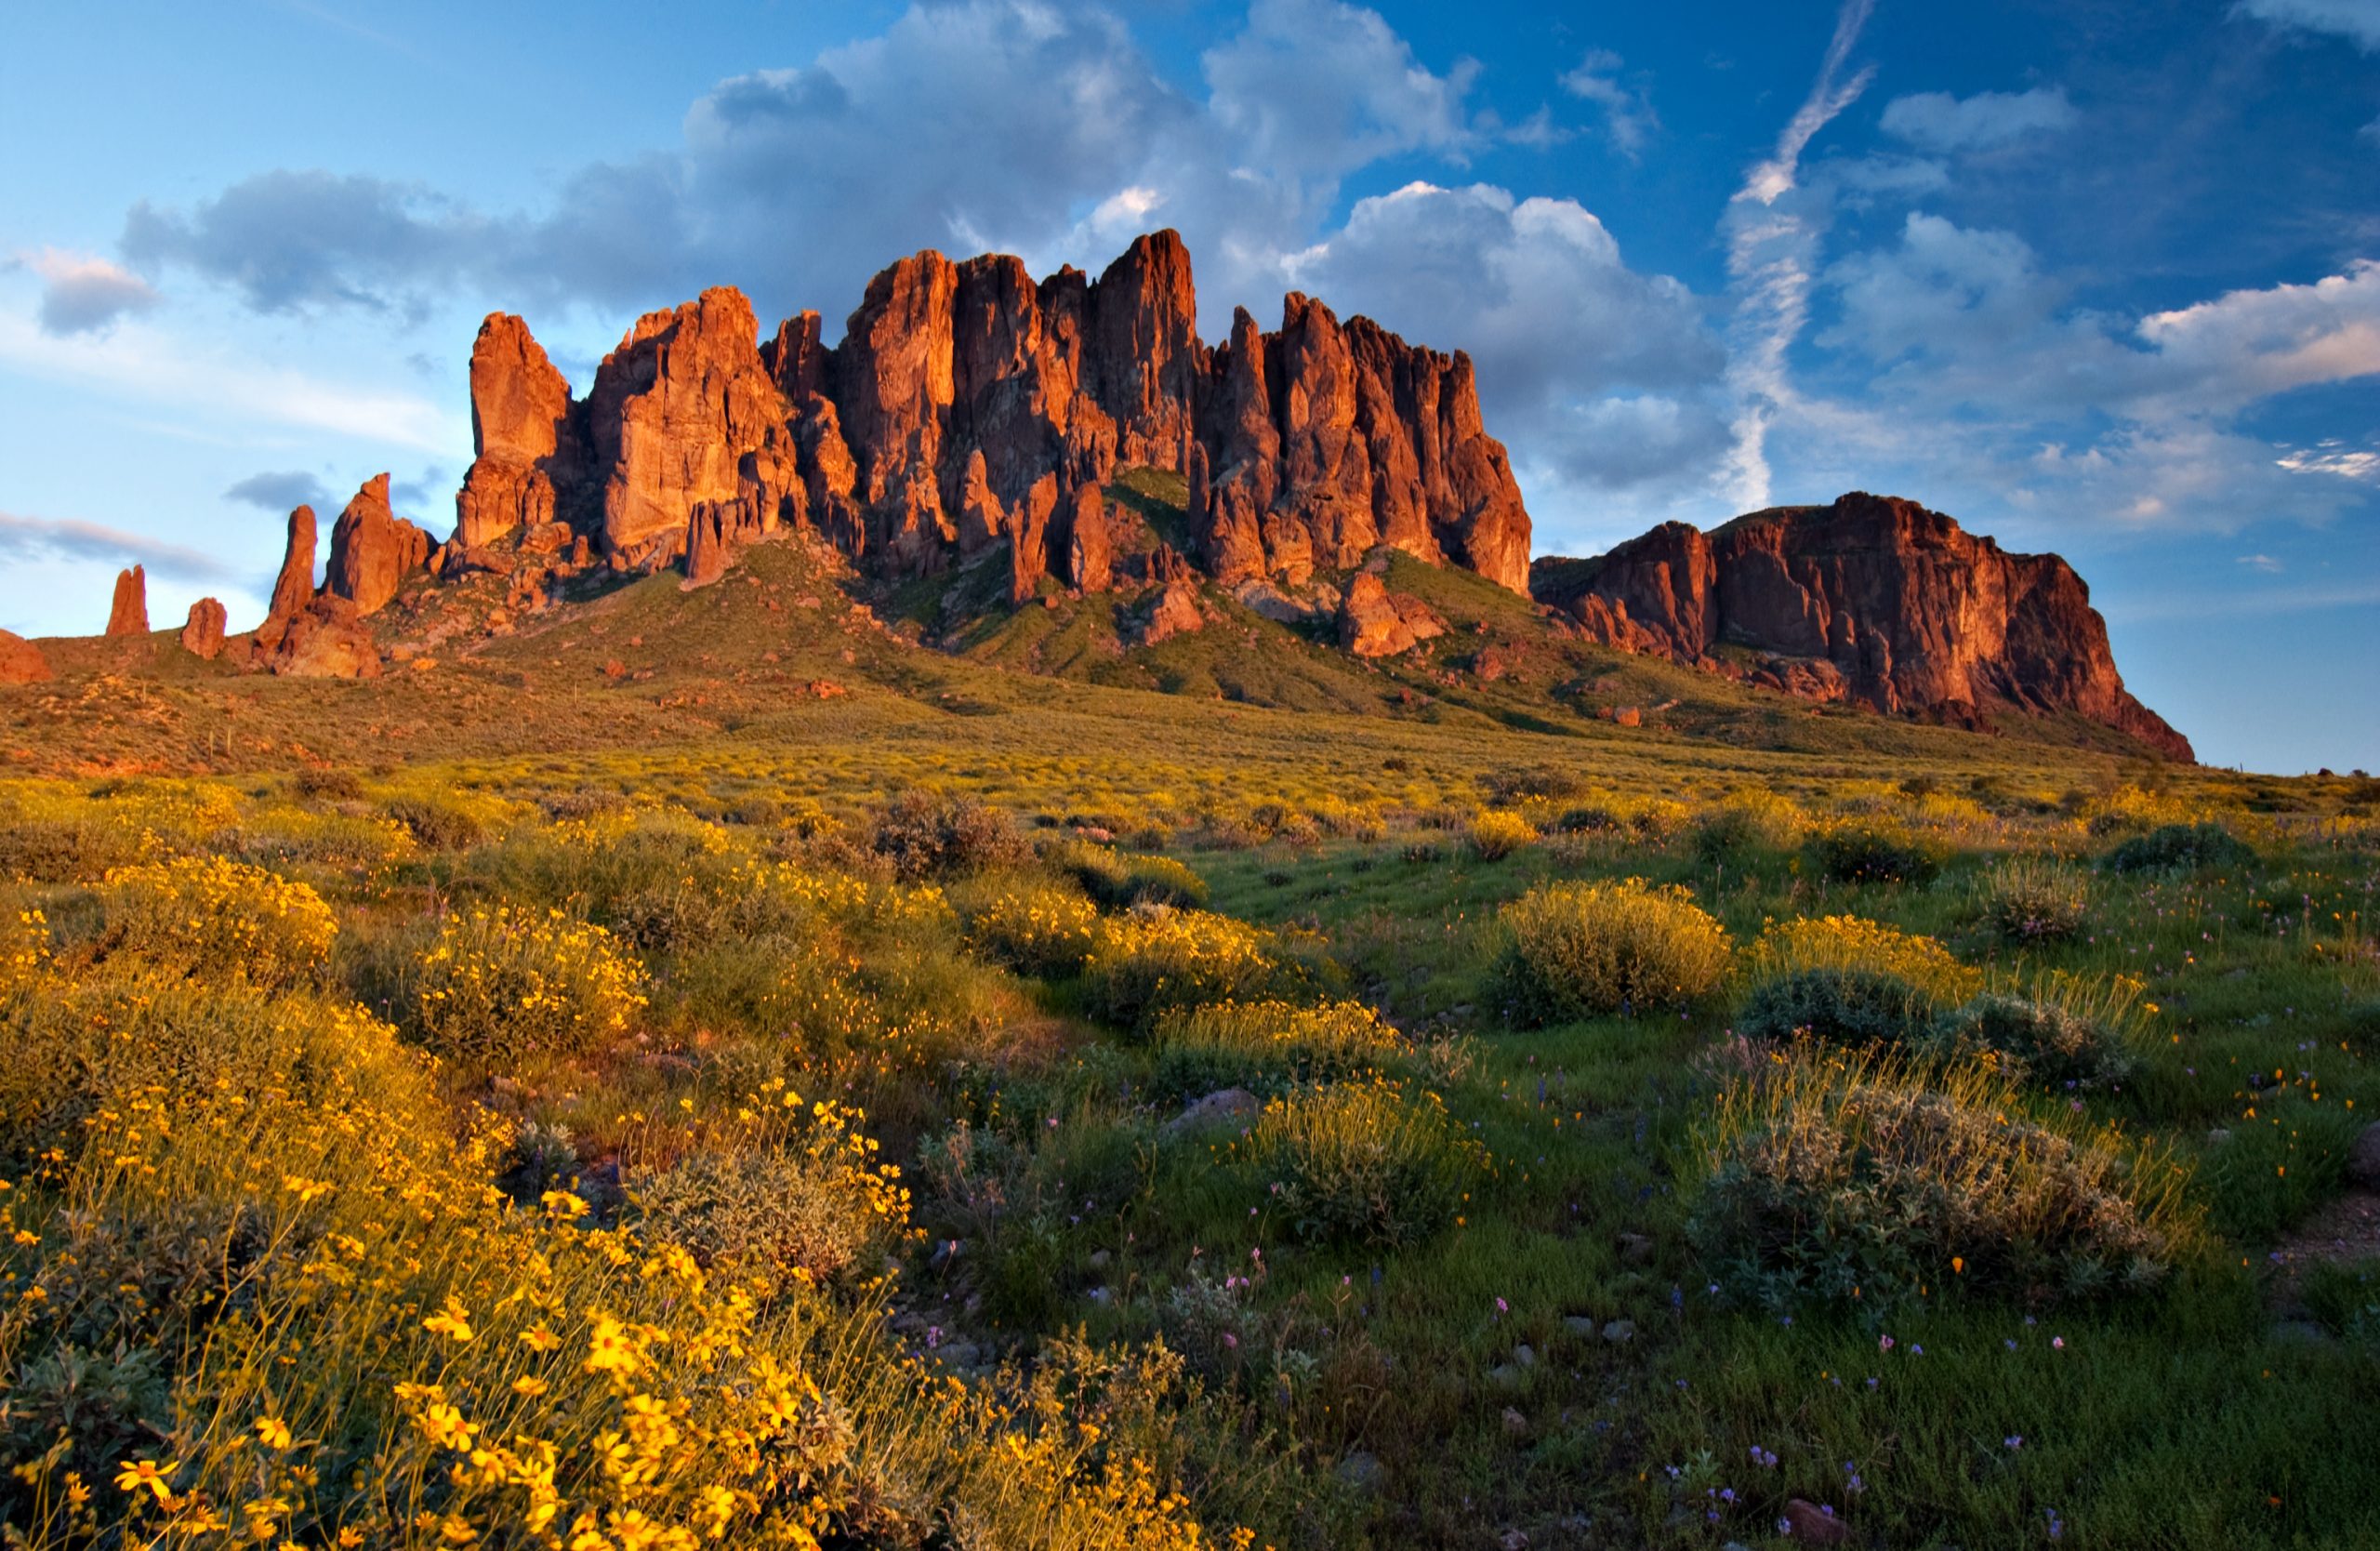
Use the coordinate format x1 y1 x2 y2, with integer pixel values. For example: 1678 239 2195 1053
2267 1189 2380 1315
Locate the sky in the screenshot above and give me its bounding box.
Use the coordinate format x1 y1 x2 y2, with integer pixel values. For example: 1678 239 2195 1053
0 0 2374 774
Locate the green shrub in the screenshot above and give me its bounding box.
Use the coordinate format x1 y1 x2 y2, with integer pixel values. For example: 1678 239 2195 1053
1689 1050 2197 1307
1238 1080 1485 1248
1051 840 1210 909
1080 908 1284 1032
1691 791 1805 862
1746 913 1980 1002
629 1147 900 1283
1492 879 1732 1025
1738 966 1937 1048
1977 855 2092 942
1925 992 2139 1092
99 855 337 990
959 879 1103 975
1467 810 1539 861
411 904 646 1064
383 794 493 850
1813 820 1946 885
1149 998 1405 1100
869 792 1030 882
2102 821 2254 875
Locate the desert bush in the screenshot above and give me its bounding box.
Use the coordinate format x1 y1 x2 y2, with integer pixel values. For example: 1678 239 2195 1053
383 793 494 850
666 935 880 1057
1629 799 1693 842
629 1102 907 1283
1468 809 1539 861
1550 804 1623 835
1492 878 1732 1025
1150 998 1405 1099
0 783 242 882
1977 855 2092 942
1747 913 1981 1003
1737 967 1938 1048
289 767 365 802
1812 819 1946 885
1237 1080 1485 1248
1926 991 2140 1092
99 855 337 989
1080 907 1284 1032
1052 839 1210 909
1689 1049 2197 1306
222 807 416 872
869 791 1030 881
1691 790 1805 862
2102 821 2254 875
960 880 1103 975
411 903 645 1064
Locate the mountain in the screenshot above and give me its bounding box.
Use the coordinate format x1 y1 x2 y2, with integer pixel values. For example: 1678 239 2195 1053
23 230 2188 762
1529 493 2193 762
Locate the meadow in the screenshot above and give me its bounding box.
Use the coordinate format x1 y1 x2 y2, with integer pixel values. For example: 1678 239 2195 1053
1 546 2375 1548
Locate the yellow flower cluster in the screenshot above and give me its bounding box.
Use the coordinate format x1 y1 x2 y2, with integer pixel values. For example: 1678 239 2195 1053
1 906 48 996
1748 912 1982 1002
1467 808 1540 860
101 854 337 988
962 882 1103 974
415 904 647 1064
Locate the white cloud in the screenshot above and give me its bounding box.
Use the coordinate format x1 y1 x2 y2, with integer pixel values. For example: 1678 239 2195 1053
20 248 161 336
1287 180 1726 503
0 311 458 454
1879 86 2077 152
2234 0 2380 50
1559 49 1659 159
2132 260 2380 415
2279 444 2380 480
2237 552 2284 571
1719 0 1877 508
0 510 243 584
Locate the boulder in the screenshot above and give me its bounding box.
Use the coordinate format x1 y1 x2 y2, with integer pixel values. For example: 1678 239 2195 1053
0 629 51 685
1338 571 1446 658
1132 579 1206 646
1166 1088 1261 1135
324 475 434 616
178 598 227 659
105 565 148 636
269 596 380 679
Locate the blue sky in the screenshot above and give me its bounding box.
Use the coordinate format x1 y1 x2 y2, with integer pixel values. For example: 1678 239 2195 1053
1 0 2373 772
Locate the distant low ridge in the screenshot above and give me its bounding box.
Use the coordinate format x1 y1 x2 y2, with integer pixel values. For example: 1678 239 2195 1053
20 230 2188 761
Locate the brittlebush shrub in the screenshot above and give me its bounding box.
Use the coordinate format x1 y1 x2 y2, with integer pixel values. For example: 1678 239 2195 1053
1051 841 1210 909
1689 1049 2197 1307
1080 908 1282 1032
1 908 48 998
1235 1079 1486 1248
1737 967 1938 1048
1746 914 1981 1003
99 855 337 990
412 904 645 1064
2101 821 2254 875
1692 790 1805 863
1149 998 1405 1100
1468 809 1539 862
1927 992 2139 1093
1812 819 1946 885
960 881 1103 976
1977 855 2093 943
868 791 1031 881
1492 879 1732 1025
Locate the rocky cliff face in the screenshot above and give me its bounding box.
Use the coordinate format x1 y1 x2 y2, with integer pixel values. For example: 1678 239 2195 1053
1533 492 2193 761
452 229 1531 601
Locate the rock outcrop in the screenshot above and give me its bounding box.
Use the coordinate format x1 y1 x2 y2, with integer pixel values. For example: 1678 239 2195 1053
463 229 1528 603
106 566 148 637
0 629 50 685
179 598 227 659
455 313 582 550
1533 492 2193 760
324 475 435 616
266 506 317 626
1338 571 1447 659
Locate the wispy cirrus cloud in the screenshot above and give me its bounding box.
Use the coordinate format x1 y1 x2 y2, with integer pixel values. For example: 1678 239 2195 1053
0 510 243 584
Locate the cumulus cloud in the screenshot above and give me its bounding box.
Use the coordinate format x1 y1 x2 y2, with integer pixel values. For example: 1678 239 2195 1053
1879 86 2077 152
1559 49 1659 159
225 471 334 512
2234 0 2380 50
1288 180 1726 495
20 249 160 336
0 510 240 583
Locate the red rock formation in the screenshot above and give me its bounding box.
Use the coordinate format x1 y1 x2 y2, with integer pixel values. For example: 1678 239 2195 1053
1535 492 2192 760
1010 474 1061 602
585 287 798 568
106 566 148 636
1194 307 1279 584
0 629 50 684
324 475 434 616
1338 571 1447 658
179 598 227 659
1059 484 1112 593
455 313 582 550
269 595 381 679
833 253 959 570
267 506 317 626
1083 231 1201 469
